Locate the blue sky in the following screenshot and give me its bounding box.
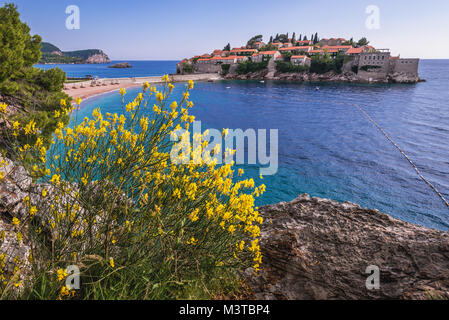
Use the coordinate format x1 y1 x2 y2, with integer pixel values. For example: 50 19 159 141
4 0 449 60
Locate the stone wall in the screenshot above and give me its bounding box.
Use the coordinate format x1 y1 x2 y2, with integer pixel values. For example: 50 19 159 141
390 58 419 75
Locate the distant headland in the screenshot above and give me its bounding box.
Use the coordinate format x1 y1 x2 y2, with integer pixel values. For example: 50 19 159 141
176 34 422 83
40 42 111 64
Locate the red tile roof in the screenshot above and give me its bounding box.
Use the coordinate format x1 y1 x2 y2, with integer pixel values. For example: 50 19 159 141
230 48 257 53
322 45 353 49
279 46 312 51
291 55 311 60
346 47 364 54
259 51 279 55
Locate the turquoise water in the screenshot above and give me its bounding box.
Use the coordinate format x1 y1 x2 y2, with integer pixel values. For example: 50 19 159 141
35 60 177 78
71 60 449 231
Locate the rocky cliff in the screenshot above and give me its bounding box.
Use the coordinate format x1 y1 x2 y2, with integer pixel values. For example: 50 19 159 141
246 194 449 299
40 42 111 64
226 70 423 84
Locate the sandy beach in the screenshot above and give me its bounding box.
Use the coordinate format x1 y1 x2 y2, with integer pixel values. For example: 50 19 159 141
63 82 139 101
63 74 222 101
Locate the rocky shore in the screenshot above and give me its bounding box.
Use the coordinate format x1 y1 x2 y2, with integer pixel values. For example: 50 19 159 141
246 194 449 299
2 157 448 299
225 70 424 84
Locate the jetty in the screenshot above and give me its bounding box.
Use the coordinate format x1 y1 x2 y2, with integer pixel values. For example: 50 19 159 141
63 73 222 100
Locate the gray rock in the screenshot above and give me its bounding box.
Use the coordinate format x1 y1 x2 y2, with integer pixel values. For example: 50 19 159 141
246 194 449 300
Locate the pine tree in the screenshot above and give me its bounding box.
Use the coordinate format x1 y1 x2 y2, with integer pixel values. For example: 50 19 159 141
299 34 302 41
269 36 273 44
314 32 319 44
303 35 308 41
0 4 42 82
292 32 296 44
223 43 231 51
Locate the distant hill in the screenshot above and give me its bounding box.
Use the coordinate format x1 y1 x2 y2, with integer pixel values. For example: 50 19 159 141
40 42 111 64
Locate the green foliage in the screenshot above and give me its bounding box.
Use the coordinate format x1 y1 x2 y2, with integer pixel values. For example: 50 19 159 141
41 42 61 54
359 65 381 71
309 52 345 74
0 3 70 158
236 60 269 74
0 3 42 82
247 35 263 47
221 64 231 75
275 61 308 73
223 43 231 51
181 63 194 74
357 37 369 47
40 53 84 64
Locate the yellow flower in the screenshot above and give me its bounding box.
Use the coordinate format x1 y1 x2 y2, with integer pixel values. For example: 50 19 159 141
54 110 61 118
74 97 82 105
119 88 127 97
187 237 198 245
60 99 67 107
57 268 68 281
222 128 229 136
29 206 37 216
0 102 7 113
188 209 199 222
187 80 194 90
109 257 115 268
12 217 20 226
50 174 60 185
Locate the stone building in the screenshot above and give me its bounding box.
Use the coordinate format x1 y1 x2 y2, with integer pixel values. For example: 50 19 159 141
291 55 311 67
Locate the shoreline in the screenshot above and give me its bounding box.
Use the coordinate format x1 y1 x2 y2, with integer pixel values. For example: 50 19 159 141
63 74 222 100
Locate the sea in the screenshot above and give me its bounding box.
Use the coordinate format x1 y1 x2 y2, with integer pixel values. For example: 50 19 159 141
35 60 449 231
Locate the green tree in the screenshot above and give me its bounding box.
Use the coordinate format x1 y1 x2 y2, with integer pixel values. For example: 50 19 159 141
223 43 231 51
292 32 296 44
357 37 369 47
269 36 273 44
0 3 42 83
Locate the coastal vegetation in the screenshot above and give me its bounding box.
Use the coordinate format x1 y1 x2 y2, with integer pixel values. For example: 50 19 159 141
0 3 70 159
275 61 308 73
236 60 270 75
1 78 264 300
0 3 263 300
40 42 110 64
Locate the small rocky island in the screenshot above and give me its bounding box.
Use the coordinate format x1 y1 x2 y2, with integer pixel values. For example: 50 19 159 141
108 62 132 69
177 34 422 83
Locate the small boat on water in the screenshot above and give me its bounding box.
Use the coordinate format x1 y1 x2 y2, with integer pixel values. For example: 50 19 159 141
260 80 265 83
226 87 231 89
315 87 320 91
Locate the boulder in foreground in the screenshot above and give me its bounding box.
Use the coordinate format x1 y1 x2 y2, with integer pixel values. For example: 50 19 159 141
247 194 449 300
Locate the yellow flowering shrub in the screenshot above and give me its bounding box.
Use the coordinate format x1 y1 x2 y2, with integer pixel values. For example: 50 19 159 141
0 77 264 299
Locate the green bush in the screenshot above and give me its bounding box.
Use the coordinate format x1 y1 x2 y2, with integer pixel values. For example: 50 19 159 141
310 52 345 74
221 64 231 75
1 79 264 300
181 63 194 74
236 60 269 74
275 61 308 73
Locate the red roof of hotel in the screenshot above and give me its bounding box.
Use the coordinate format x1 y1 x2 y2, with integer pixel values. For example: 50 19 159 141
346 47 364 54
297 40 311 44
322 45 353 49
309 49 324 53
259 51 279 55
291 55 311 60
279 46 312 51
230 48 257 53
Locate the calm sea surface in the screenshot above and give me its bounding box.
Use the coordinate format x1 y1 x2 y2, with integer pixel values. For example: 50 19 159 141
35 60 177 78
52 60 449 231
